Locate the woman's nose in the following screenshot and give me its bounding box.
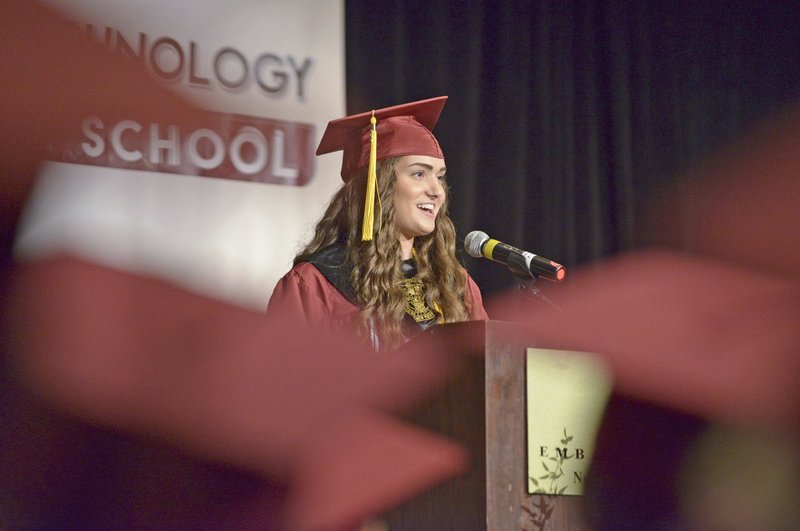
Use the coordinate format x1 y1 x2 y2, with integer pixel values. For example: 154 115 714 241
426 177 443 197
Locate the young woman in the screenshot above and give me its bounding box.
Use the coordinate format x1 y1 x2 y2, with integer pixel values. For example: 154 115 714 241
267 96 487 348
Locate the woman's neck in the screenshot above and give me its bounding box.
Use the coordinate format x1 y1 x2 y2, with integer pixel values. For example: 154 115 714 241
399 236 414 260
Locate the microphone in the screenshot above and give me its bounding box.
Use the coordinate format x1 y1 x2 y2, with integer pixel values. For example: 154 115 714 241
464 230 566 282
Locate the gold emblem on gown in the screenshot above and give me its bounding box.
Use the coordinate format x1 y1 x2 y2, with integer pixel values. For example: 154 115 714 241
403 248 444 324
402 277 443 323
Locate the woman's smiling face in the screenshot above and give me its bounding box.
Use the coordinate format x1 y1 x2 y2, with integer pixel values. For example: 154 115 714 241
392 155 447 247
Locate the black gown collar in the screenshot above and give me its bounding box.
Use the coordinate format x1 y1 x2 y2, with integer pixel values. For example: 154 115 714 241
303 243 357 304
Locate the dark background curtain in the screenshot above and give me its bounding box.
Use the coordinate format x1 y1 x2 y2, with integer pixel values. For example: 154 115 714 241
345 0 800 295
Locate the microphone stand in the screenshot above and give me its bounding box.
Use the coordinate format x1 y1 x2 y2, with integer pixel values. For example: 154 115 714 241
506 253 561 312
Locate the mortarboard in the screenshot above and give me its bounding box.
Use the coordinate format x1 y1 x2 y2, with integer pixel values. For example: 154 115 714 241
316 96 448 241
316 96 448 179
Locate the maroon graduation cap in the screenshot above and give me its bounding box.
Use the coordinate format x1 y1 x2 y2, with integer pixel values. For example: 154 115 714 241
316 96 448 181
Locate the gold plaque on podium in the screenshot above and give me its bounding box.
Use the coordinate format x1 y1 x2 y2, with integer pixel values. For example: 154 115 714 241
526 348 612 495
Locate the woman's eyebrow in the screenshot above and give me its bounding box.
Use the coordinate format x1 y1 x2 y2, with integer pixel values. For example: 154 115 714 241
407 162 446 173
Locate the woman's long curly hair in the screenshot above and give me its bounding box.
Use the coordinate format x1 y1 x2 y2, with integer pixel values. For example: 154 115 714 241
295 156 470 346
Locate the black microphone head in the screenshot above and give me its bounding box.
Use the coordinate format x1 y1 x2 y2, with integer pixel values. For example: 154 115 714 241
464 230 489 258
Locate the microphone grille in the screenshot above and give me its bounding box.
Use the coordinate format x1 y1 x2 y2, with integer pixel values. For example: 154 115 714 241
464 231 489 258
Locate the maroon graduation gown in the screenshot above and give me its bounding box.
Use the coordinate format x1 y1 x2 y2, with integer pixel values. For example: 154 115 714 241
267 261 488 335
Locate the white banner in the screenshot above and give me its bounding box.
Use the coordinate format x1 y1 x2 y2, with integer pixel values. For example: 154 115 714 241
17 0 345 309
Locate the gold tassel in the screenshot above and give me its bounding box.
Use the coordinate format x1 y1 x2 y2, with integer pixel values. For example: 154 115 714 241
362 112 378 241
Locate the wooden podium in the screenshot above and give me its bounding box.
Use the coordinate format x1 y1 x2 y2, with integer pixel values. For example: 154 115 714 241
383 320 592 530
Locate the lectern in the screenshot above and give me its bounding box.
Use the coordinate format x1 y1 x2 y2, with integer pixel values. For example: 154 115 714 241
383 320 593 530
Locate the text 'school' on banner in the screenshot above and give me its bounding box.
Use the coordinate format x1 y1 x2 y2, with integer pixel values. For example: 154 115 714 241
49 112 316 186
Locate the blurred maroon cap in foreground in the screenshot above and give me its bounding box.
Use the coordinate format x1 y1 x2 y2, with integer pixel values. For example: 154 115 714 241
490 249 800 428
